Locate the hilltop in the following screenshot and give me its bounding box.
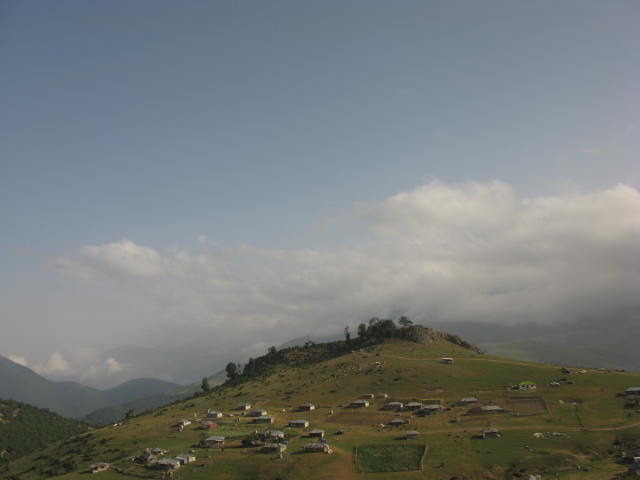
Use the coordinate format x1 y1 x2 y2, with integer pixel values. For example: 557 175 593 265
3 326 640 480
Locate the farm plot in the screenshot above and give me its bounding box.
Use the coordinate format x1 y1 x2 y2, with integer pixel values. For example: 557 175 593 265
355 444 427 472
506 396 548 416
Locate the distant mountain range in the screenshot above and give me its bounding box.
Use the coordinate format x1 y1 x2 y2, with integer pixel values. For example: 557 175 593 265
0 355 182 419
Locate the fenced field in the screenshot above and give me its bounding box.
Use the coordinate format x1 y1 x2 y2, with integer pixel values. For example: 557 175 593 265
355 444 427 472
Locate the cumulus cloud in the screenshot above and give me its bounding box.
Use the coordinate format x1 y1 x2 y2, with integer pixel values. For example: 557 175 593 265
56 181 640 363
8 355 29 367
33 352 72 375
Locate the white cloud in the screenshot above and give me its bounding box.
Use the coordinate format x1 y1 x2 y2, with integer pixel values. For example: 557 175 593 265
8 355 29 367
33 352 72 375
54 181 640 366
104 357 124 374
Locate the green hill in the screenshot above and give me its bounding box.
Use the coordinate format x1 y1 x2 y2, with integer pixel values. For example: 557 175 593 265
3 327 640 479
0 398 88 465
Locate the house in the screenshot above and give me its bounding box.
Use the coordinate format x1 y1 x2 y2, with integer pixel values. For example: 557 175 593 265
177 419 191 427
207 411 223 418
405 401 423 410
459 397 479 405
237 402 252 410
263 430 285 440
625 387 640 396
150 448 166 456
351 399 369 408
289 419 310 428
304 442 332 453
483 428 501 439
376 393 389 399
561 367 571 374
250 409 268 417
156 458 181 470
88 463 109 474
253 415 274 424
549 381 560 387
309 429 325 438
517 381 537 391
262 443 287 454
390 418 406 426
204 436 225 447
175 453 196 465
201 421 218 429
422 404 445 413
299 403 316 411
138 449 158 464
361 393 375 399
385 401 404 410
406 430 420 439
442 357 454 364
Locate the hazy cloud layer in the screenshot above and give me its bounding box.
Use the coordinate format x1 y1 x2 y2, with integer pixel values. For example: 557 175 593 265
33 181 640 383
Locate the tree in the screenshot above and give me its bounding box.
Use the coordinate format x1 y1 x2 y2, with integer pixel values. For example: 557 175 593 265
398 316 413 327
357 323 367 337
225 362 238 380
201 377 211 393
357 323 367 338
344 326 351 345
124 408 134 421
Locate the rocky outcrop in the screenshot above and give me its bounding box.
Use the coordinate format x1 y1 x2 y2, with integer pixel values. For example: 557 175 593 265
397 325 481 353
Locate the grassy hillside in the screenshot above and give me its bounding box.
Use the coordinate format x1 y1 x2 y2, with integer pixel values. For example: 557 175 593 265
0 398 88 465
3 332 640 479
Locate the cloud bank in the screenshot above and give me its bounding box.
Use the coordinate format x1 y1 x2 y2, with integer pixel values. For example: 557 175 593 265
52 180 639 379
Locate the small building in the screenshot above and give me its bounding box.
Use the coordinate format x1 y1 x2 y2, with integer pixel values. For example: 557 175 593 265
304 442 332 453
138 449 158 464
468 405 504 415
262 443 287 454
351 399 369 408
405 401 423 410
361 393 375 399
156 458 181 470
150 448 166 456
561 367 571 374
253 415 274 424
289 419 310 428
385 401 404 410
517 381 537 391
88 463 110 474
299 402 316 411
421 404 445 415
309 429 325 438
376 393 389 399
237 402 252 410
201 421 218 429
442 357 454 364
483 428 501 439
250 409 268 417
263 430 285 440
390 418 406 426
177 419 192 427
406 430 420 439
549 381 560 387
175 453 196 465
204 436 225 447
625 387 640 396
207 411 223 418
459 397 479 405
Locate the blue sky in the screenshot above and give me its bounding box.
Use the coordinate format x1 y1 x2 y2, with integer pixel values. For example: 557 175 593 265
1 1 639 384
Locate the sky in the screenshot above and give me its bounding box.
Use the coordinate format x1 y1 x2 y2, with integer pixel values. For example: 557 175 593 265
1 1 638 387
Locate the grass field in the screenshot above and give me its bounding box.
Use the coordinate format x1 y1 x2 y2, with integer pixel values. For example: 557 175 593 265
355 445 426 472
3 336 640 480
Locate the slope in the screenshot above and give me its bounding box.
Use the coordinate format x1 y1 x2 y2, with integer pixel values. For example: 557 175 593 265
3 329 640 480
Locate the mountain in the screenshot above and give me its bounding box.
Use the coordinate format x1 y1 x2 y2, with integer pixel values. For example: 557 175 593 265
0 355 183 419
0 398 88 465
5 326 639 479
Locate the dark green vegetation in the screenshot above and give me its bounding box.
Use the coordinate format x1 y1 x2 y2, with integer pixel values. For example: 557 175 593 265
3 326 640 479
356 445 426 472
0 398 88 465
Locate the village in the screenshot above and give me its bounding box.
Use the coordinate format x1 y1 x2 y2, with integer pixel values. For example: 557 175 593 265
83 353 640 478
